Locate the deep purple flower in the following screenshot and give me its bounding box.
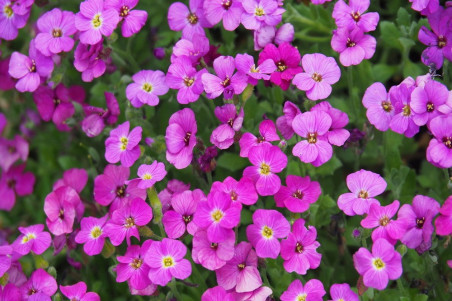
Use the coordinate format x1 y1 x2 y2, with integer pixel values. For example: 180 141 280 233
116 240 153 290
126 70 169 107
332 0 380 32
0 164 35 211
168 0 211 39
105 121 142 167
331 27 376 67
0 135 28 172
106 0 148 37
275 175 321 213
203 0 244 31
280 279 326 301
192 228 235 270
254 23 294 51
74 215 108 256
60 282 100 301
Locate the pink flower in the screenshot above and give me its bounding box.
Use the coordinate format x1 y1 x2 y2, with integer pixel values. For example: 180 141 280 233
235 53 276 85
246 209 290 258
254 23 294 50
211 104 244 149
53 168 88 194
0 283 21 301
280 219 321 275
389 82 419 138
145 238 192 286
201 286 235 301
44 186 81 236
241 0 283 30
275 175 321 213
74 215 108 256
353 238 402 290
74 41 111 82
105 121 142 167
60 282 100 301
165 108 198 169
106 0 148 37
216 242 262 293
411 80 448 126
0 163 35 211
331 27 376 67
292 53 341 101
126 70 169 107
171 35 210 65
280 279 326 301
292 110 333 166
232 286 273 301
211 176 258 206
20 268 57 300
12 224 51 255
276 100 301 140
0 245 12 277
136 161 167 189
193 190 242 242
311 101 350 146
362 82 395 131
328 283 359 301
162 189 205 238
192 229 235 270
243 143 287 196
203 0 244 31
426 115 452 168
337 169 387 216
435 196 452 236
0 135 29 172
332 0 380 32
75 0 120 45
158 179 191 213
168 0 211 39
239 119 279 157
116 240 153 290
104 198 153 246
82 91 120 137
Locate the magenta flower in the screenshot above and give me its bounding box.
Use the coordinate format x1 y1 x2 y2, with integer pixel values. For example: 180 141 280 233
104 198 153 246
243 143 287 196
0 135 29 172
362 82 395 131
233 286 273 301
292 110 333 166
281 279 326 301
331 27 376 67
241 0 283 30
0 283 21 301
337 169 386 216
280 219 321 275
211 176 258 206
75 0 120 45
332 0 380 32
254 23 294 51
192 229 235 270
353 238 402 290
276 101 301 140
60 282 100 301
389 83 419 138
409 0 439 14
398 195 440 251
311 101 350 146
165 108 198 169
0 245 12 277
193 190 242 242
53 168 88 194
427 115 452 168
329 283 359 301
275 175 321 213
9 41 54 92
166 56 207 104
20 268 57 300
158 179 191 213
211 104 244 149
162 189 205 238
106 0 148 37
201 286 235 301
203 0 244 31
0 113 5 133
136 161 167 189
216 242 262 293
74 41 111 82
171 35 210 65
435 196 452 236
44 186 81 236
239 119 279 157
116 240 153 290
168 0 211 39
35 8 76 56
0 0 29 40
12 224 51 255
105 121 142 167
246 209 290 259
74 215 108 256
258 42 302 90
145 238 192 286
126 70 169 107
82 91 120 137
411 80 448 126
235 53 276 85
361 200 406 245
202 56 247 100
292 53 341 101
0 163 35 211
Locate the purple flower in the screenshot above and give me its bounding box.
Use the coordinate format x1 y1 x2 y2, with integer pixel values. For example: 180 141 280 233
331 27 376 67
126 70 169 107
276 100 301 140
35 8 76 56
239 119 279 157
389 82 419 138
201 286 235 301
166 56 207 104
44 186 81 236
292 110 333 166
211 104 244 149
280 219 321 275
74 41 111 82
243 143 287 196
311 101 350 146
192 229 235 270
145 238 192 286
165 108 198 169
20 269 57 300
275 175 321 213
75 0 120 45
82 91 120 137
202 56 247 100
435 196 452 236
54 167 87 197
353 238 402 290
159 179 190 213
246 209 290 259
232 286 273 301
60 282 100 301
362 82 395 131
104 198 153 246
0 164 35 211
280 279 326 301
332 0 380 32
0 284 21 301
427 115 452 168
193 190 242 242
12 224 51 255
203 0 244 31
216 242 262 293
329 283 359 301
410 80 448 126
74 215 108 256
116 241 153 290
211 176 258 206
235 53 276 85
337 169 386 216
0 0 29 40
168 0 211 39
162 189 205 238
106 0 148 37
409 0 439 14
9 40 54 92
398 195 440 251
254 23 294 51
0 245 12 277
241 0 283 30
172 35 210 65
136 161 167 189
105 121 142 167
292 53 341 101
0 135 28 172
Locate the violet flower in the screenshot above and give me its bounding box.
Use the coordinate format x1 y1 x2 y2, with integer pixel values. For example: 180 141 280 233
74 41 112 82
12 224 51 255
235 53 276 85
106 0 148 37
20 269 57 300
281 279 326 301
105 121 142 167
331 27 376 67
0 0 29 40
332 0 380 32
0 163 35 211
60 282 100 301
192 229 235 270
239 119 280 157
203 0 244 31
116 240 153 290
126 70 169 107
211 104 244 149
44 186 81 236
241 0 283 30
136 161 167 189
211 176 258 206
362 82 395 131
74 215 108 256
168 0 211 39
275 175 321 213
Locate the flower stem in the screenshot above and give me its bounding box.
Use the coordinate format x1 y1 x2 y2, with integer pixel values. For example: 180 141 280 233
168 278 182 300
147 187 166 237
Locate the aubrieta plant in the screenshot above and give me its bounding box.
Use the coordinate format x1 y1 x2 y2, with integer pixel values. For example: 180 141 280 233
1 0 452 300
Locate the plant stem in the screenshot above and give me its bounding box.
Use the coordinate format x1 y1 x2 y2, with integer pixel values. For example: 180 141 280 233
168 278 182 300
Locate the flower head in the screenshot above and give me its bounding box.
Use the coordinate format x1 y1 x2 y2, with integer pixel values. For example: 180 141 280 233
106 0 148 37
105 121 142 167
116 240 153 290
75 215 108 256
239 119 279 157
362 82 395 131
20 269 57 300
427 115 452 168
137 161 167 189
203 0 244 31
126 70 169 107
275 175 321 213
60 282 100 301
168 0 211 39
192 228 235 270
12 224 51 255
331 27 376 67
211 176 258 206
280 279 326 301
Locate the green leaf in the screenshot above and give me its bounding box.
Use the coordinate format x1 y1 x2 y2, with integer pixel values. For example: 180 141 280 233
396 7 411 28
216 153 249 172
373 64 398 83
380 21 402 50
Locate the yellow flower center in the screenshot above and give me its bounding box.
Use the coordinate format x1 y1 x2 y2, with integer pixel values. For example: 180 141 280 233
3 4 13 18
184 77 194 87
312 73 322 82
21 233 36 244
120 5 129 17
379 216 390 227
402 105 411 116
142 173 152 180
276 61 287 72
307 133 317 144
297 294 307 301
255 7 265 16
187 13 198 24
381 101 393 112
346 38 356 47
351 11 361 22
120 137 128 151
211 209 224 222
295 242 303 253
358 190 369 199
162 256 175 268
373 258 385 270
92 14 102 28
130 258 143 269
124 217 135 228
426 102 434 112
438 35 446 48
250 65 259 73
261 226 273 239
90 226 102 238
142 82 153 93
52 28 62 37
260 163 271 175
